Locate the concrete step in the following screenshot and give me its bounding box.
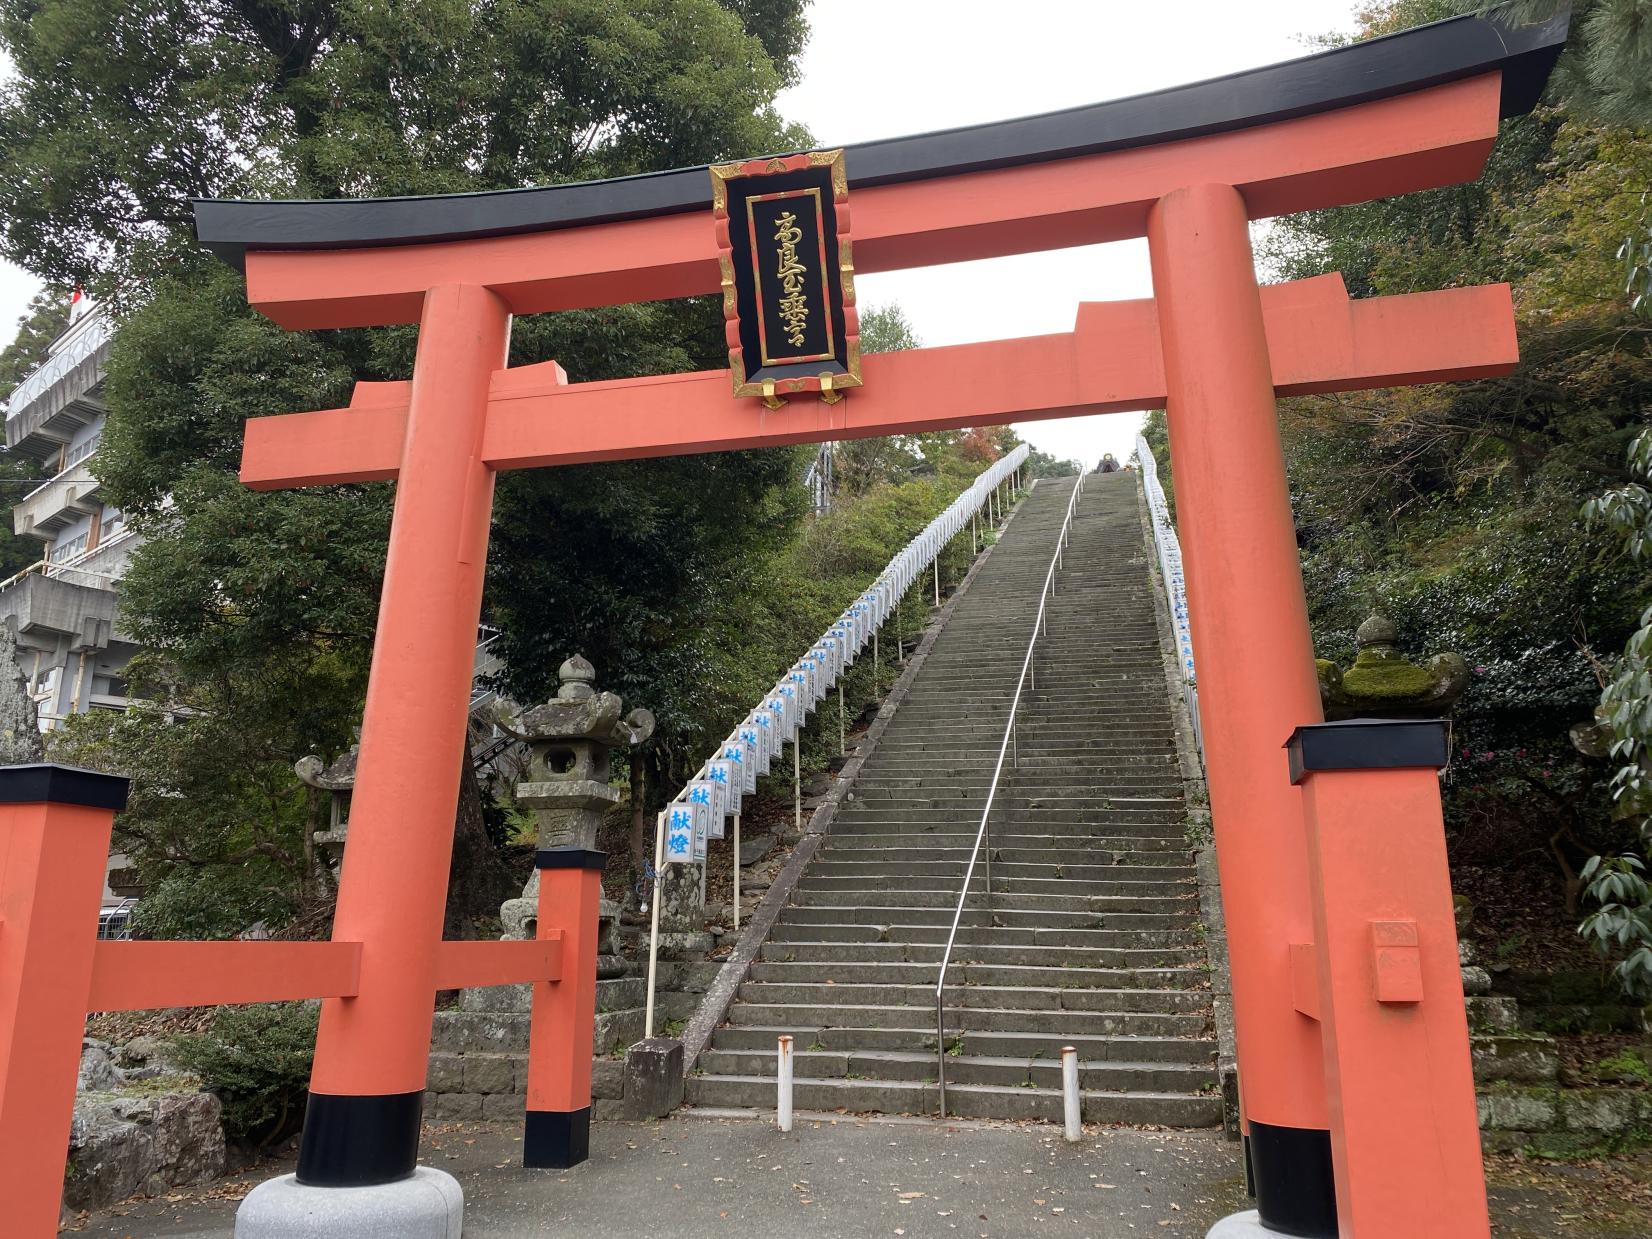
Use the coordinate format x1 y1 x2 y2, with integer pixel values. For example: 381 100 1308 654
756 941 1206 969
788 885 1193 910
776 904 1195 930
805 864 1194 886
734 980 1209 1013
710 1023 1217 1064
724 1002 1208 1037
763 921 1201 947
696 1047 1213 1093
683 1074 1222 1126
746 957 1203 987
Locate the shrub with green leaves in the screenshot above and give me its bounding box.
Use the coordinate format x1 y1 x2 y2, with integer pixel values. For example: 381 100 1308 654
171 1003 319 1146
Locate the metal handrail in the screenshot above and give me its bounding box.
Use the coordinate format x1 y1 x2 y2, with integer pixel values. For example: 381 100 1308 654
935 469 1086 1118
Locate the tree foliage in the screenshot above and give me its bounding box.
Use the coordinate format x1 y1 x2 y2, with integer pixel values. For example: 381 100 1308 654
1155 0 1652 984
0 0 808 295
0 0 813 937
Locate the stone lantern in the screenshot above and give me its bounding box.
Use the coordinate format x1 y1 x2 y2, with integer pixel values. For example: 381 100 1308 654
1316 613 1468 720
493 656 654 980
294 743 358 866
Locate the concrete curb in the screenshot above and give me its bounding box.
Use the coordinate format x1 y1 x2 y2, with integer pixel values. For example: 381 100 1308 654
1135 473 1239 1138
678 480 1036 1075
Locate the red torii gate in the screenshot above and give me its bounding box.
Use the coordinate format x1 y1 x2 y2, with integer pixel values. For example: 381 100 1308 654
0 10 1567 1238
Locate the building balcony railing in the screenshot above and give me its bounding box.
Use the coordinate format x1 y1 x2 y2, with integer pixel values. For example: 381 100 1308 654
3 311 111 462
12 468 102 539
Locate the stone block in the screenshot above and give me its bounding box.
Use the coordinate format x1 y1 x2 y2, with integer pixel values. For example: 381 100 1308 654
1471 1035 1559 1084
1465 996 1519 1034
1460 966 1492 996
595 976 646 1011
463 1055 515 1096
592 1008 646 1056
592 1098 629 1122
434 1093 483 1122
591 1058 625 1101
659 990 700 1021
426 1053 465 1095
481 1094 523 1122
430 1011 529 1053
1560 1087 1641 1134
622 1038 684 1120
1476 1087 1557 1131
460 983 531 1014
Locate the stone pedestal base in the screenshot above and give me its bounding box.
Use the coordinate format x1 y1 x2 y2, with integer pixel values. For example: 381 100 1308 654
1206 1210 1269 1237
235 1168 463 1238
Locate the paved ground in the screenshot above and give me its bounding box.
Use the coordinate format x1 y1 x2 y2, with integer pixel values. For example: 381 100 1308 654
70 1113 1650 1238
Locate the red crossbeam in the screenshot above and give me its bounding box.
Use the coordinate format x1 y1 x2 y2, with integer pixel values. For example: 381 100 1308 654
240 276 1517 490
433 935 563 990
83 935 564 1011
87 941 363 1011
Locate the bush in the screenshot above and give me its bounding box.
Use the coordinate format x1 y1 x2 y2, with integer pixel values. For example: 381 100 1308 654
171 1002 319 1146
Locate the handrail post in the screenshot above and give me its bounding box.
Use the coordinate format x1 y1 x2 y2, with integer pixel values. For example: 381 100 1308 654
984 812 992 899
937 1001 948 1118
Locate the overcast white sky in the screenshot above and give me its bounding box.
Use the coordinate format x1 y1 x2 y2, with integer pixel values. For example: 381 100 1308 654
0 1 1363 467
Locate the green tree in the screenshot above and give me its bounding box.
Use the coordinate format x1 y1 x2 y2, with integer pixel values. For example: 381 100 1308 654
1 0 813 937
1579 428 1652 994
832 304 927 496
1254 0 1652 973
0 289 62 578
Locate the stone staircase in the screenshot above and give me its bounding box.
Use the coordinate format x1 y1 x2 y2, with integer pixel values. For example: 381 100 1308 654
687 472 1222 1126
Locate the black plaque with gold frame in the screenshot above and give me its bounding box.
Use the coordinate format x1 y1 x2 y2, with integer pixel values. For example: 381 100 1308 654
711 149 861 408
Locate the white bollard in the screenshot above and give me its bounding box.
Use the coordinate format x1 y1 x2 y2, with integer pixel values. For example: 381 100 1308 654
777 1034 795 1132
1061 1046 1081 1142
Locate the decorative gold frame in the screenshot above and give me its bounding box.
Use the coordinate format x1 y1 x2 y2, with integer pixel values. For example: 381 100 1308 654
710 149 862 409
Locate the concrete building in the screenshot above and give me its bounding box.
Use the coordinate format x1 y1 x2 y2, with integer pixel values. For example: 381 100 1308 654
0 301 140 728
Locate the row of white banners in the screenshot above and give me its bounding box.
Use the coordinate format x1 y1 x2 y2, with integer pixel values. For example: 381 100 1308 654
661 444 1031 864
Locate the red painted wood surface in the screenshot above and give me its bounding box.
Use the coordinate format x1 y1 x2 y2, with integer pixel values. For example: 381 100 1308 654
1301 765 1490 1237
239 75 1502 330
433 936 564 991
87 941 363 1011
239 278 1516 490
0 801 118 1237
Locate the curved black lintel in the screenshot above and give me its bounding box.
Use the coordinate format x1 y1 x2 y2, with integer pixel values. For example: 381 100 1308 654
193 9 1568 269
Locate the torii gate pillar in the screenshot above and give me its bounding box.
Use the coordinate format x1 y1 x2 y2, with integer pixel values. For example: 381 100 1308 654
1149 183 1339 1234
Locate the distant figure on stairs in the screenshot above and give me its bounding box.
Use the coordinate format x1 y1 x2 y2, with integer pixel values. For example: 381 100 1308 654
1095 453 1121 474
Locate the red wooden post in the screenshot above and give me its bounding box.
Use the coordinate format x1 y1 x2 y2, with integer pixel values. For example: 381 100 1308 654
1147 182 1336 1235
297 283 511 1187
524 848 605 1167
0 765 128 1238
1289 721 1489 1239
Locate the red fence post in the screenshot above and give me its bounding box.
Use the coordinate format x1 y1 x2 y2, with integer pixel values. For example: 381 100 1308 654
524 847 604 1168
0 764 128 1238
1289 720 1490 1238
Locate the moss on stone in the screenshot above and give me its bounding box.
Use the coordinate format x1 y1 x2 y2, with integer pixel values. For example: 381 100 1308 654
1338 649 1438 701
